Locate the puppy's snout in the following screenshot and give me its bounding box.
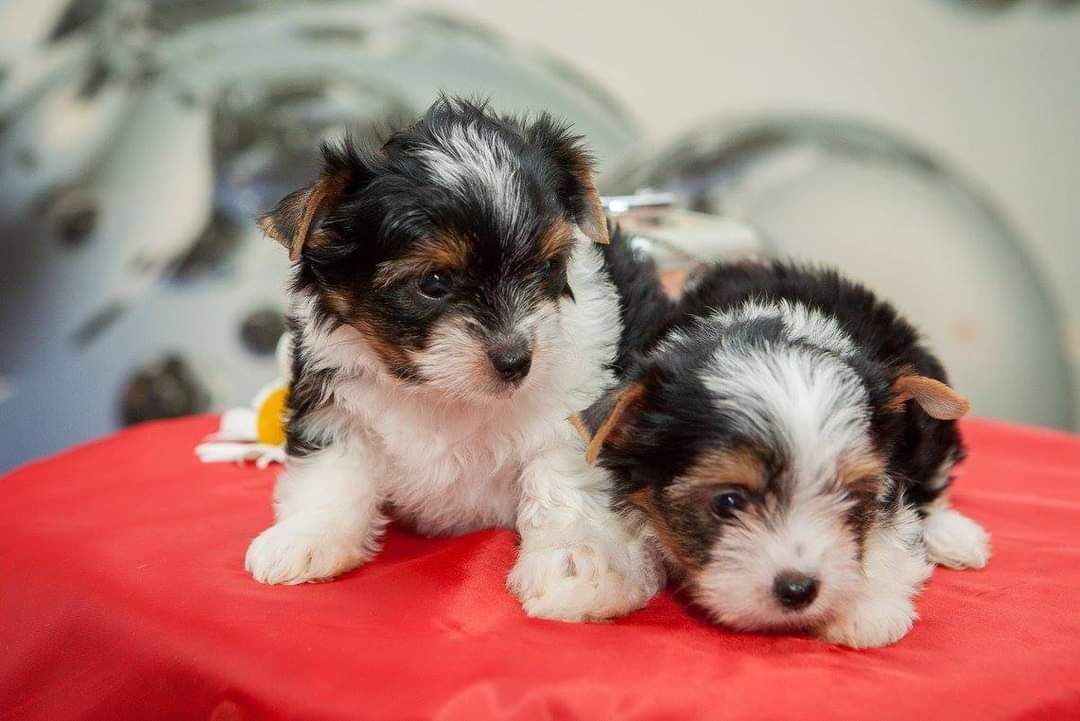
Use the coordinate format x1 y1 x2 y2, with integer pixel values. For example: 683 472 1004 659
487 339 532 383
773 571 819 610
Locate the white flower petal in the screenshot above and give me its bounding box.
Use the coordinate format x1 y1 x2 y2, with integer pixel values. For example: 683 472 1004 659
208 408 259 441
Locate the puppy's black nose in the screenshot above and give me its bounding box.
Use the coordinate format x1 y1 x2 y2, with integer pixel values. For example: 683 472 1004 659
773 571 819 610
488 342 532 383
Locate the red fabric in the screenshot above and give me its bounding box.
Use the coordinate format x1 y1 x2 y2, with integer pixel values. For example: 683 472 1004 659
2 417 1079 721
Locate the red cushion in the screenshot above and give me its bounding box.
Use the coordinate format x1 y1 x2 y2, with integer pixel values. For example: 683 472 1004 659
2 416 1079 720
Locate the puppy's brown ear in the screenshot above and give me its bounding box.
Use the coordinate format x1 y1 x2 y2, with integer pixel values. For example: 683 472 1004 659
891 374 970 420
571 170 610 247
528 116 609 245
258 171 349 262
570 381 647 464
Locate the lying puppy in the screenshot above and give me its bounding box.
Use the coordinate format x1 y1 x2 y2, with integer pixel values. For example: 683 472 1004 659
245 97 663 621
575 261 990 647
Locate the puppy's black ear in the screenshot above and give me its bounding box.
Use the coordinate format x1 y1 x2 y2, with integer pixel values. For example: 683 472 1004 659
527 115 609 245
570 380 648 464
258 140 371 262
890 374 970 420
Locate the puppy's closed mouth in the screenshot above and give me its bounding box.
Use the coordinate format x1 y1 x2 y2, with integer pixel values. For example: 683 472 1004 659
487 373 532 399
492 385 519 400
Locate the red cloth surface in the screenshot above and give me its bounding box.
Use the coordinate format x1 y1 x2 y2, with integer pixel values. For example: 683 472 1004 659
2 416 1079 721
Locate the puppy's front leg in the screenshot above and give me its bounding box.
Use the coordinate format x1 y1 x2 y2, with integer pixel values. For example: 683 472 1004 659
509 442 663 622
819 509 933 648
245 438 386 585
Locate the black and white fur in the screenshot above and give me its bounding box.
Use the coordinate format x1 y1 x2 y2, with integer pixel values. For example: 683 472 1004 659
245 98 663 621
577 261 990 647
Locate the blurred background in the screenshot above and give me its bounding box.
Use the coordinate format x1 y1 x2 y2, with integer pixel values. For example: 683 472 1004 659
1 0 1078 471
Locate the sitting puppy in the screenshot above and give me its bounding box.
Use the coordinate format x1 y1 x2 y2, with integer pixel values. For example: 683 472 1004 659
574 261 990 646
245 97 663 621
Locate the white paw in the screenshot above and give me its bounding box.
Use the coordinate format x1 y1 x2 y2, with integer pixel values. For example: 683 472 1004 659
245 520 374 585
923 507 990 570
818 596 917 649
508 543 661 622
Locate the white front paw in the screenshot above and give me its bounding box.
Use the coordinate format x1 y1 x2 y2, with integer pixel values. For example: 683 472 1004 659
508 543 661 622
818 596 917 648
923 507 990 570
245 520 374 585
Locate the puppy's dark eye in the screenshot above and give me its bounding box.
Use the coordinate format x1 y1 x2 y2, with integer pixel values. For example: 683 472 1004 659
543 257 573 302
710 489 747 518
543 255 567 275
418 270 451 299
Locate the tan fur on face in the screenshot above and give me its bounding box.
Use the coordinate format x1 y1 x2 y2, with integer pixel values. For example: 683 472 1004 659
538 219 576 261
372 232 472 289
352 315 413 376
322 289 355 320
324 290 414 378
673 447 768 496
837 452 887 496
627 487 703 572
323 291 410 372
628 448 769 574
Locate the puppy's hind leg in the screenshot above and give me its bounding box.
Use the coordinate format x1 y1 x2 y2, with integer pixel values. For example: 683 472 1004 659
246 438 386 584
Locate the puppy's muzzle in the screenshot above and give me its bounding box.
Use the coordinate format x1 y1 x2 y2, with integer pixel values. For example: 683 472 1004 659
487 337 533 384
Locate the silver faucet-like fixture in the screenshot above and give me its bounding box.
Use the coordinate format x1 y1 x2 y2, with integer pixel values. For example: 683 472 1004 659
602 191 761 266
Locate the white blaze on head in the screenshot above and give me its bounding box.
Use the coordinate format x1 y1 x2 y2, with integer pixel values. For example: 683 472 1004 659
703 342 873 488
416 121 525 235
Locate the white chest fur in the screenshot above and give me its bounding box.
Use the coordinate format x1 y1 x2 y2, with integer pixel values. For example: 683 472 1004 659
292 238 620 536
